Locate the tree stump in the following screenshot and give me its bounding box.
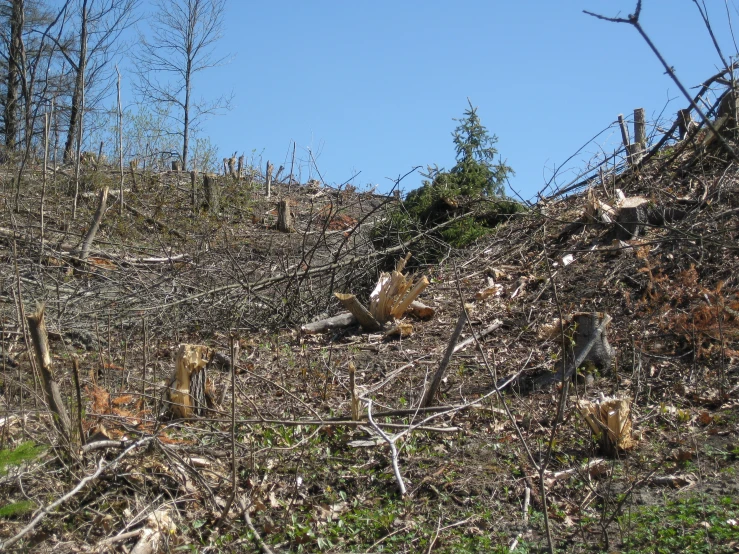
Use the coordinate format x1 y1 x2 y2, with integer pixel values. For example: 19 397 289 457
533 312 614 389
171 160 181 172
571 312 615 371
203 174 220 212
678 109 694 140
27 305 71 441
277 199 293 232
169 344 212 418
614 197 649 240
237 155 244 179
228 156 236 178
190 170 198 210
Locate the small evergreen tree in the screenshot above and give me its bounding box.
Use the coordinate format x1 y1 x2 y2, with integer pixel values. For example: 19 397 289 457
449 98 510 198
387 99 521 255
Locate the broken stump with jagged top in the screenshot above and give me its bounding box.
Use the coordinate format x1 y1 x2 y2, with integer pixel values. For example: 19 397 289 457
302 253 432 335
168 344 217 418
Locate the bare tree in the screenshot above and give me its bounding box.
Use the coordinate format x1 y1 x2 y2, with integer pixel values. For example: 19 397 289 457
133 0 230 171
53 0 138 163
3 0 23 149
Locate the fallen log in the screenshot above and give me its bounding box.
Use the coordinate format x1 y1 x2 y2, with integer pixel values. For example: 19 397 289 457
301 312 357 334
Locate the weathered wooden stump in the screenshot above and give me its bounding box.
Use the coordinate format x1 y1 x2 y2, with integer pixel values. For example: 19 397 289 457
203 174 220 212
237 155 244 179
277 198 293 232
171 160 181 172
534 312 615 389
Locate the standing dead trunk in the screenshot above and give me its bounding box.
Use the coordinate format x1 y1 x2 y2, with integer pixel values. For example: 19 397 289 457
190 170 197 211
26 305 71 442
203 174 219 212
237 155 244 179
228 156 236 178
277 198 293 232
266 160 273 198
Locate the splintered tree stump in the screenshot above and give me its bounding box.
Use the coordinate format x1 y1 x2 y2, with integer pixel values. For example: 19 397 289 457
578 396 636 456
26 304 71 441
277 198 294 232
534 312 614 389
169 344 212 418
172 160 181 172
228 156 237 178
203 174 220 212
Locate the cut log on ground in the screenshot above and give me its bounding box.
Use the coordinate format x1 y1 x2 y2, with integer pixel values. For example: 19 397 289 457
408 301 435 320
26 304 71 442
533 312 614 390
577 395 636 456
169 344 214 418
301 312 357 334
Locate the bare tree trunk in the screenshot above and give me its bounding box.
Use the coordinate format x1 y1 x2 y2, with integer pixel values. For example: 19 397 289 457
182 67 191 171
4 0 24 151
117 66 124 215
64 0 88 163
266 160 273 198
26 305 71 442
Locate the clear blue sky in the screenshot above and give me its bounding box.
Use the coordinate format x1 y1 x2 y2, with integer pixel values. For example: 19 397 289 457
172 1 737 200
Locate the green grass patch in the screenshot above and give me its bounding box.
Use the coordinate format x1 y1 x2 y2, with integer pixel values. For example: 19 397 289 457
0 500 34 518
0 441 45 475
618 495 739 553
